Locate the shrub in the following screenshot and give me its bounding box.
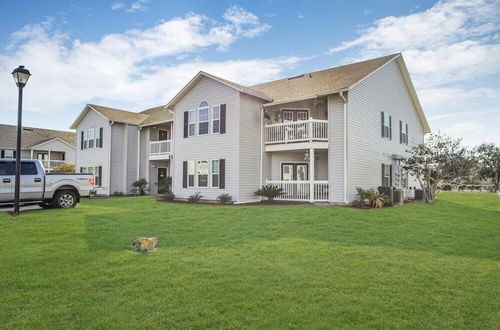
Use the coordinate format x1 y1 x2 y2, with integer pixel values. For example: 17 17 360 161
442 184 452 191
216 193 233 204
355 187 370 207
254 184 285 202
52 163 76 173
366 190 389 208
132 179 148 196
188 192 202 203
113 191 124 196
160 191 175 201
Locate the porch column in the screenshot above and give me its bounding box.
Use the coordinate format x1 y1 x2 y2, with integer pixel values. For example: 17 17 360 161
30 149 33 159
309 147 315 202
48 150 51 169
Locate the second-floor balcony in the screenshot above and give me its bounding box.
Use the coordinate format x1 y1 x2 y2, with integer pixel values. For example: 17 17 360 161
149 140 172 160
265 119 328 150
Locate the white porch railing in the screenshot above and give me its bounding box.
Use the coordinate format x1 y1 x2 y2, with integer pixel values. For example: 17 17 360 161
40 159 65 169
150 140 172 156
266 180 329 202
265 119 328 144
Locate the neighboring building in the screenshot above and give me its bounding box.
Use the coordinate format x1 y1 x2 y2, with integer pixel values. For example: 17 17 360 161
72 53 430 202
0 124 76 171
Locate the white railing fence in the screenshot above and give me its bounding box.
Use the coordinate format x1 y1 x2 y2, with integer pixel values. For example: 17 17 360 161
41 160 65 169
150 140 171 155
265 180 329 202
265 119 328 144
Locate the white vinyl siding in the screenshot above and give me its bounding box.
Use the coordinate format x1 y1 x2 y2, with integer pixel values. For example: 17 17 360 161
347 59 425 200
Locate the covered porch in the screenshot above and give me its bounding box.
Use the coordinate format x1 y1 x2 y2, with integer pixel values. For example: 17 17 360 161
148 122 172 160
264 148 329 202
30 149 67 171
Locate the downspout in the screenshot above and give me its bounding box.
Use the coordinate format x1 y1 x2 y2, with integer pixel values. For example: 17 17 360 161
259 105 264 199
340 91 347 203
137 126 142 180
168 108 175 194
107 121 114 195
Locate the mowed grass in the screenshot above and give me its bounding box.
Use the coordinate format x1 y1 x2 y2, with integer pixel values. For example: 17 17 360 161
0 193 499 329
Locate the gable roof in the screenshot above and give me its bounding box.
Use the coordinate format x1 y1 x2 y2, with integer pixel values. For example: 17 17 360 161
139 106 173 126
250 54 399 103
0 124 76 149
166 71 272 109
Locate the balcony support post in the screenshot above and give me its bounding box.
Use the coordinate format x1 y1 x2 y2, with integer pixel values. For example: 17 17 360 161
48 150 51 169
309 147 315 202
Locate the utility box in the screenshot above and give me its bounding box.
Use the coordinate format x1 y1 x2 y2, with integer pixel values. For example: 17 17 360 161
393 189 404 206
378 186 394 204
415 189 424 201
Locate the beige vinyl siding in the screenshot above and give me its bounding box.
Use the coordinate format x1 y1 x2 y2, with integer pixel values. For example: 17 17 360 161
328 94 345 202
172 76 240 201
347 59 425 201
238 93 263 202
75 108 110 194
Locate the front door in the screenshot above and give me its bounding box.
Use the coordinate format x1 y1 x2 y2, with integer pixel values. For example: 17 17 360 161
281 163 309 181
157 167 167 194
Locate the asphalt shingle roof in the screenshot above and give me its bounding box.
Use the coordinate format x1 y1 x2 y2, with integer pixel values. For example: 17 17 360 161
0 124 76 149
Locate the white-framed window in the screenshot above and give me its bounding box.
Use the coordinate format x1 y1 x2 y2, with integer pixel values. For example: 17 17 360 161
198 101 209 135
382 164 391 187
400 120 408 145
95 128 101 147
212 105 220 134
88 127 95 148
3 150 15 159
93 166 100 187
211 160 219 187
188 110 196 137
197 160 208 187
381 112 392 139
188 160 195 187
83 130 88 149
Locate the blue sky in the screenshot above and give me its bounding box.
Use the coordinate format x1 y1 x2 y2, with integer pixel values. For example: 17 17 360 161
0 0 498 145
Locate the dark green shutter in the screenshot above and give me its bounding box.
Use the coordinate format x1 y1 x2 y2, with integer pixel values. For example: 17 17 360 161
219 159 225 189
98 166 102 186
220 105 226 134
182 161 187 188
399 120 402 143
183 112 188 138
381 112 384 137
389 116 392 139
99 127 104 148
81 131 84 149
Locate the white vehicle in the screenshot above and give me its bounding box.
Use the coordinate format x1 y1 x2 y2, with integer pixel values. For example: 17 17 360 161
0 159 94 209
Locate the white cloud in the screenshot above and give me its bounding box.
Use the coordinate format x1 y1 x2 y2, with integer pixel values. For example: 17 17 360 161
111 0 149 13
0 7 292 115
111 2 125 10
327 0 500 144
297 12 305 19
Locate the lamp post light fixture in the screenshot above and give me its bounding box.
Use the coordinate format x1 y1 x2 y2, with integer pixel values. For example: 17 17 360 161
11 65 31 216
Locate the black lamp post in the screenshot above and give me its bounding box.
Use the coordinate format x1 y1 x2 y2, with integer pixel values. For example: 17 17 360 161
11 65 31 216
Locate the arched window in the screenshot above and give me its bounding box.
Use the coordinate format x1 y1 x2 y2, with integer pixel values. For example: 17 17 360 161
198 101 209 135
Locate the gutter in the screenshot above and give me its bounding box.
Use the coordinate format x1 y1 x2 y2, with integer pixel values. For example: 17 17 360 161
339 91 347 203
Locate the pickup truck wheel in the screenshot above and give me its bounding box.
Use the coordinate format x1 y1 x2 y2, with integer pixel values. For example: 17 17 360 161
54 190 77 209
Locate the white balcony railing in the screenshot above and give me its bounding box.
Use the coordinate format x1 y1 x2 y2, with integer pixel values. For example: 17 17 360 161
149 140 172 158
265 180 329 202
265 119 328 144
40 159 65 169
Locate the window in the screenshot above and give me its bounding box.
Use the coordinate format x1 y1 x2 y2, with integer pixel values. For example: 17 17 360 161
400 121 408 145
382 164 391 187
381 112 392 139
212 105 220 133
3 150 15 159
188 110 196 137
93 166 100 187
198 101 209 135
393 164 408 188
188 160 195 187
88 127 95 148
83 130 88 149
21 162 38 175
197 160 208 187
0 162 14 175
211 160 219 187
282 109 309 122
95 128 101 147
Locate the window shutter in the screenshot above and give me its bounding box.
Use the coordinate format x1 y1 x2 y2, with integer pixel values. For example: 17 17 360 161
389 116 392 139
219 159 225 189
405 123 409 144
220 104 226 134
381 164 385 186
390 165 393 187
183 111 188 138
399 120 403 143
380 112 384 137
80 167 83 173
182 161 187 188
62 153 65 161
99 127 104 148
98 166 102 186
0 150 4 158
81 131 84 150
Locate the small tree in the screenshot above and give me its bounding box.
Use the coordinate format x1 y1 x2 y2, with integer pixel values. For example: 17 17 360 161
254 184 285 202
403 134 472 204
475 143 500 192
132 178 148 196
51 163 75 173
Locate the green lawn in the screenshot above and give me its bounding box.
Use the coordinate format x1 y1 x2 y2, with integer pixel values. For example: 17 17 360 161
0 193 499 329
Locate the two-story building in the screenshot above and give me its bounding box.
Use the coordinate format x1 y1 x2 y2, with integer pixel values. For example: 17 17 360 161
0 124 76 171
71 53 430 202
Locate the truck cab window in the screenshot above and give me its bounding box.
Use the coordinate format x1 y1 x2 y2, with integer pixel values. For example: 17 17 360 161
21 162 38 175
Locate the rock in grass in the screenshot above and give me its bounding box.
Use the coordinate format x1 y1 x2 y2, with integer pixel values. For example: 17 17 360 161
130 236 157 252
